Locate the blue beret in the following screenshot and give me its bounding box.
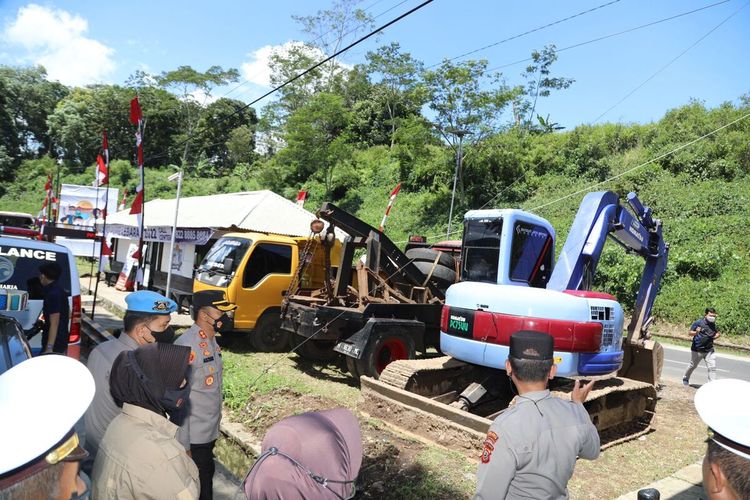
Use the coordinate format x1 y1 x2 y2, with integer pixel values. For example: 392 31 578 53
125 290 177 314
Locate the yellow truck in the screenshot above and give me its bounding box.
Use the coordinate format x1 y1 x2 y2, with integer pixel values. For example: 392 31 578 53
193 231 339 351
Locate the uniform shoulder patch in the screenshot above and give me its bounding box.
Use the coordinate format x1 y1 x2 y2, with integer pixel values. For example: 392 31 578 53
481 430 499 464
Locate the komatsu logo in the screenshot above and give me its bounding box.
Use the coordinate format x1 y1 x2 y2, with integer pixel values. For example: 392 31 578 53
628 220 644 243
516 225 547 239
449 314 469 332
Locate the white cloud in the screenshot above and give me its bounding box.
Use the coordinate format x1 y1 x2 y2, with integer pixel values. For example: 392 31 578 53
241 41 351 88
3 4 115 86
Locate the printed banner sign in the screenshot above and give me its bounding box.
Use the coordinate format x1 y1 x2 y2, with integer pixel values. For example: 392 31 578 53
58 184 118 227
106 224 213 245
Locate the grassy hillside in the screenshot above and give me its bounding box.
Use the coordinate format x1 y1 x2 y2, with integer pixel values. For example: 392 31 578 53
2 99 748 337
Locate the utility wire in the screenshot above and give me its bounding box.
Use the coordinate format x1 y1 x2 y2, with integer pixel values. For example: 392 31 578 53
525 110 750 213
425 0 623 70
145 0 435 165
220 0 413 100
591 0 750 123
486 0 731 72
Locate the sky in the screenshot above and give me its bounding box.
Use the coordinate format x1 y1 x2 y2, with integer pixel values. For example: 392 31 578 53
1 0 749 129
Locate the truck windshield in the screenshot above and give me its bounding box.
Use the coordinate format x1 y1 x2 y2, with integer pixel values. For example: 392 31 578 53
198 237 251 276
461 218 502 284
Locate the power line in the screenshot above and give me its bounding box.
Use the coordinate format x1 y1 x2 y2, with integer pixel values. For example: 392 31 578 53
591 0 750 123
425 0 623 70
219 0 414 101
145 0 435 165
486 0 731 73
524 110 750 213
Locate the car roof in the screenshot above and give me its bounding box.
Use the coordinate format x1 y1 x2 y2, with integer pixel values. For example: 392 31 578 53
0 211 34 218
0 236 74 254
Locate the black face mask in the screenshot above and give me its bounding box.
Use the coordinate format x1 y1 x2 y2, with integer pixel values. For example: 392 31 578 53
148 325 176 344
211 312 233 333
161 384 190 413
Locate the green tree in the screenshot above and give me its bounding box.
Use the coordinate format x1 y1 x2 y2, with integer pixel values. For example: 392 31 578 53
274 92 352 196
157 65 240 167
47 85 182 167
226 125 257 165
196 98 258 172
364 42 426 148
292 0 374 87
514 45 574 130
0 66 69 160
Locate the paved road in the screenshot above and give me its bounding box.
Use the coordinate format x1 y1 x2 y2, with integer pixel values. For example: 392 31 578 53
661 343 750 385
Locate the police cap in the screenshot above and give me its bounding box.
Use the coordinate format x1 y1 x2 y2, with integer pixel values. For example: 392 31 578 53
125 290 177 314
0 356 94 485
509 331 554 360
192 290 236 312
694 378 750 460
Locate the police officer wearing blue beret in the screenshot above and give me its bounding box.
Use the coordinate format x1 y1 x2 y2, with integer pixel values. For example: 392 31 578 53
84 290 177 462
176 290 236 500
475 331 600 500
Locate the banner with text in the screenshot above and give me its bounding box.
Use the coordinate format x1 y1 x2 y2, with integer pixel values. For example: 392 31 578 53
106 224 213 245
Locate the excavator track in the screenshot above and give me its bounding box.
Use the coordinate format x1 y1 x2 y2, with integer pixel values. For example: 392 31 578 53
363 356 657 454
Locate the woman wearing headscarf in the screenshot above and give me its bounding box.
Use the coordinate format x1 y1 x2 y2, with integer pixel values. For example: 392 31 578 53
91 342 199 499
242 408 362 500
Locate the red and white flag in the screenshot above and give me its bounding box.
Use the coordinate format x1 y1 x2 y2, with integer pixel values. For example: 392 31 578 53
129 97 143 126
93 154 109 187
296 190 308 207
379 182 402 232
38 173 54 221
118 189 128 212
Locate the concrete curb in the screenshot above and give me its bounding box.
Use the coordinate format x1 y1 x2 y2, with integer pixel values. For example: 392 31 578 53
654 332 750 353
615 462 704 500
220 416 262 458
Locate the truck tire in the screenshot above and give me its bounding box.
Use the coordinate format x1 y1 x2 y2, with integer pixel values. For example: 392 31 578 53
355 331 416 379
293 335 338 362
405 248 455 268
346 356 361 379
412 261 456 286
251 312 289 352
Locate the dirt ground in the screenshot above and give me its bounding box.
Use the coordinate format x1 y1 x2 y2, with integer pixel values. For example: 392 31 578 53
221 347 711 499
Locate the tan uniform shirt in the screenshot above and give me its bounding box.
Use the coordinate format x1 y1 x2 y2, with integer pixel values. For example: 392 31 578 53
175 324 223 448
84 333 139 454
475 390 600 500
91 403 199 500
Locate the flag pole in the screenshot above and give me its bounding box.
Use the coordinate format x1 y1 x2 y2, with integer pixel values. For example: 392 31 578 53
88 166 102 292
129 96 146 290
91 130 110 320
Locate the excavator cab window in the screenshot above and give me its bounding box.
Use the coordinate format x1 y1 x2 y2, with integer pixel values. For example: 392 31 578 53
461 218 502 284
509 222 553 288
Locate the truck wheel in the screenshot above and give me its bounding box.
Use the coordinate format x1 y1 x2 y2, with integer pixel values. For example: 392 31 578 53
405 248 455 268
355 332 416 379
412 261 456 292
294 335 338 362
346 356 361 379
251 313 289 352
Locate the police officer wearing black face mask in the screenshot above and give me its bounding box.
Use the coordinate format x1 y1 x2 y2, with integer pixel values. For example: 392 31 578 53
84 290 178 470
175 290 237 500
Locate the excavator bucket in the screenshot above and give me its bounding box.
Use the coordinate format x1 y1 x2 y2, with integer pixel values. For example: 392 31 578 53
618 339 664 386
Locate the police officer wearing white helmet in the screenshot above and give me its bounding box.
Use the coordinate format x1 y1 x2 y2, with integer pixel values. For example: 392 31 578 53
176 290 236 500
694 378 750 500
84 290 177 462
0 356 95 499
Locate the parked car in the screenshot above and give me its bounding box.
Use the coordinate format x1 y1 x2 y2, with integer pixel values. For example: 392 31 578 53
0 211 36 229
0 234 82 355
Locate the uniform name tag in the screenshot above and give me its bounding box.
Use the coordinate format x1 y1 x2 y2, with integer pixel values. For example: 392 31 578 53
203 356 214 363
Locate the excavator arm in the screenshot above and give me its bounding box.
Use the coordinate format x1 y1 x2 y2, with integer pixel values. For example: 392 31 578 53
545 191 668 385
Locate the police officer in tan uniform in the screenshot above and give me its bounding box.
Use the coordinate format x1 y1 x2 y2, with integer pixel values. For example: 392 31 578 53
176 290 236 500
475 331 600 500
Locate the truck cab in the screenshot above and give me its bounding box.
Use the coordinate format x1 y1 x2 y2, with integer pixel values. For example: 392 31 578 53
193 231 339 351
